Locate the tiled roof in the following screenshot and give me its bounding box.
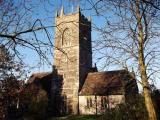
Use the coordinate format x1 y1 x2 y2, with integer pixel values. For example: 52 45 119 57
27 72 52 84
79 70 137 95
27 72 55 98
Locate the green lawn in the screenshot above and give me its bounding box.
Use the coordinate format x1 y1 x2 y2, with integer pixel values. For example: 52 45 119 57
49 115 101 120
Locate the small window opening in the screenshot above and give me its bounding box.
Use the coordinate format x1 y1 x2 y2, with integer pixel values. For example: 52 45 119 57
101 97 108 109
86 97 93 108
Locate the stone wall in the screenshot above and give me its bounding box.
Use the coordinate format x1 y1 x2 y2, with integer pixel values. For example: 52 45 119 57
79 95 125 115
54 7 92 114
54 12 79 114
79 15 92 89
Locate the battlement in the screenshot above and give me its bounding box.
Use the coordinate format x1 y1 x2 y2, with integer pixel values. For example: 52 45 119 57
55 6 91 22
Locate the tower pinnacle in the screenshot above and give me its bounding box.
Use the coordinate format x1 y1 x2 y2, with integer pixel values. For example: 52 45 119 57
77 5 80 13
55 10 58 17
60 6 64 16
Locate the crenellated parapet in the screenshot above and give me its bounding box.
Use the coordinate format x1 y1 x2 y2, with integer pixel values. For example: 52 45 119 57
55 5 91 23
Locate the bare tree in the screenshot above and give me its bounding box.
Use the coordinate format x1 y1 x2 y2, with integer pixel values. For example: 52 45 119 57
0 0 55 68
1 0 160 119
0 1 55 118
142 0 160 10
78 0 160 120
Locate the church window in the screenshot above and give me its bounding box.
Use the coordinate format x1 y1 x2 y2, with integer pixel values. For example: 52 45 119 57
101 97 108 109
87 98 89 108
86 97 93 108
62 28 71 46
90 98 92 107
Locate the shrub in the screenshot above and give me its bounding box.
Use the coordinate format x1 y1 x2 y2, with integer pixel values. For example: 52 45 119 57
27 89 48 120
102 95 148 120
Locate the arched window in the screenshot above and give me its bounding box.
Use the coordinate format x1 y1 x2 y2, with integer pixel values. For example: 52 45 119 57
62 28 71 46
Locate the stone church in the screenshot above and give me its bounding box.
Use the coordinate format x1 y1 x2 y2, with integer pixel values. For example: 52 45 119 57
28 6 138 115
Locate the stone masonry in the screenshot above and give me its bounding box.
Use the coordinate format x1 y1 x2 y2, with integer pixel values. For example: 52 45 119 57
54 6 92 114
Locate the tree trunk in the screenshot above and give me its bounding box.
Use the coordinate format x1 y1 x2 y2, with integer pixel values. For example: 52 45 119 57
143 86 157 120
138 31 157 120
136 0 157 119
138 47 157 120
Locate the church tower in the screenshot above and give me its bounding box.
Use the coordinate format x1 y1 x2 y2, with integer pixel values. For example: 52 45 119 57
54 6 92 114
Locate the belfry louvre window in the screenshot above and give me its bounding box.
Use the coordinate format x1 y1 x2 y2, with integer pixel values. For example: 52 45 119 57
86 97 92 108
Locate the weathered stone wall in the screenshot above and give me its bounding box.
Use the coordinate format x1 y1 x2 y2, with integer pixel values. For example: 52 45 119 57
79 95 125 115
79 15 92 89
54 8 92 114
54 12 79 114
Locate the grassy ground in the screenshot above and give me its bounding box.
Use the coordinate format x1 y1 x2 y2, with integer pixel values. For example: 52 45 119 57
49 115 101 120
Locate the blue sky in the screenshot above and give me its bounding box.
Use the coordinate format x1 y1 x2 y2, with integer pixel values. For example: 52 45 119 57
22 0 101 73
19 0 160 90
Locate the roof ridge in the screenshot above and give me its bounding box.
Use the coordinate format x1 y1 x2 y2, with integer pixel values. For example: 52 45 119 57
32 71 51 75
88 69 128 75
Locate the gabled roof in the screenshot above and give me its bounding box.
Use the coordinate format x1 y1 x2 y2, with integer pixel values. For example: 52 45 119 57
27 72 55 98
27 72 52 84
79 70 137 95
